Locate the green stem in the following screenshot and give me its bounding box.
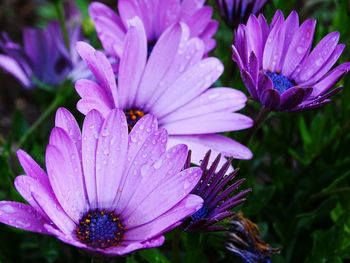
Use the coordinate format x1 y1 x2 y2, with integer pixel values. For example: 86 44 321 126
17 92 64 148
54 0 70 51
244 107 271 145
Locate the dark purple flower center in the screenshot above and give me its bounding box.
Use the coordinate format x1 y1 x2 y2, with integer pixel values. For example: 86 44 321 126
266 72 295 94
191 205 209 222
125 109 146 131
76 209 125 249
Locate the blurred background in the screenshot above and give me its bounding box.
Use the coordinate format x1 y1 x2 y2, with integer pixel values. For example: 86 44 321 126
0 0 350 262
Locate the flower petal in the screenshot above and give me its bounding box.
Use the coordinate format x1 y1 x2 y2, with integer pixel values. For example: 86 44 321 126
81 110 104 208
76 42 118 107
0 201 49 234
162 112 252 134
46 130 87 222
151 58 224 117
160 88 247 124
124 194 203 241
55 108 82 156
115 128 168 214
118 17 147 108
282 19 316 77
95 109 128 208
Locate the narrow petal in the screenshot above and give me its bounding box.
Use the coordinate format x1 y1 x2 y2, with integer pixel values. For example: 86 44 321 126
16 150 49 186
89 2 126 58
311 62 350 96
0 201 49 234
75 79 114 109
0 55 31 87
95 109 128 208
127 114 159 168
46 129 87 222
81 110 104 208
262 14 284 72
162 112 252 134
76 98 112 117
185 7 213 37
76 42 118 107
167 134 253 163
118 17 147 108
55 108 82 156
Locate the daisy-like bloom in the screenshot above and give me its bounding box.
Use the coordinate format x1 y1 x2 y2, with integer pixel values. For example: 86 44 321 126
184 151 251 232
0 108 204 255
232 10 350 112
75 17 253 166
0 10 89 89
226 213 280 263
215 0 269 29
89 0 219 58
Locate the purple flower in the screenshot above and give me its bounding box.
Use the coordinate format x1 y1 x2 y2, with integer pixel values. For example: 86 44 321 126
75 17 253 167
89 0 219 58
184 151 251 232
0 107 204 255
0 14 89 88
226 213 280 263
215 0 269 28
232 10 350 112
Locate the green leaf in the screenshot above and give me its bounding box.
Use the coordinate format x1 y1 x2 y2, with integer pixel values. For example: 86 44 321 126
138 249 171 263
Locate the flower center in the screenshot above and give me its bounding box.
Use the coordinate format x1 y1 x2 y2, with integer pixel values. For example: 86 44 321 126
76 209 125 249
124 109 146 131
191 205 209 222
265 72 295 94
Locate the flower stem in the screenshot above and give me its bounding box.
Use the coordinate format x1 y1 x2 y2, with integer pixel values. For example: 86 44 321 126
244 107 271 145
17 95 63 149
54 0 70 51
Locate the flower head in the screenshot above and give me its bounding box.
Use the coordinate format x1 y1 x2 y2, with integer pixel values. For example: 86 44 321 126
232 10 350 112
0 7 89 89
215 0 269 29
226 213 280 263
184 151 251 232
75 17 253 166
0 108 204 255
89 0 219 58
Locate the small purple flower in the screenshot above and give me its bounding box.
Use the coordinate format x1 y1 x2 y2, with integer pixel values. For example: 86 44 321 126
215 0 269 28
232 10 350 112
0 10 89 89
75 17 253 166
184 151 251 232
89 0 219 58
226 213 280 263
0 107 203 255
